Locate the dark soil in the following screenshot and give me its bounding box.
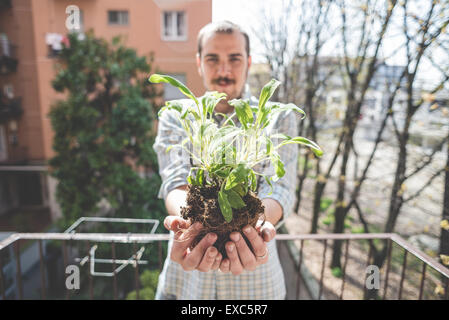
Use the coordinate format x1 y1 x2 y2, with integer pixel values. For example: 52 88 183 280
180 184 265 258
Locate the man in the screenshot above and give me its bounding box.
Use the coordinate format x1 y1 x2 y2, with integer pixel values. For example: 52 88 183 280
153 21 298 299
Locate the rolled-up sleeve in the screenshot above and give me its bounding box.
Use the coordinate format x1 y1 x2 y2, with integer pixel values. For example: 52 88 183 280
153 109 191 201
257 109 299 225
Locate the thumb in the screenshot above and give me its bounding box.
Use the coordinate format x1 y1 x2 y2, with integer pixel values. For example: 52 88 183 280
259 222 276 242
164 216 191 232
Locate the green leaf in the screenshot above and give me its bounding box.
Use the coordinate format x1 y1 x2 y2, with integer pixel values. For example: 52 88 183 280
218 190 233 223
256 79 281 129
232 184 246 197
270 103 306 119
196 169 204 186
215 112 236 126
228 99 254 129
225 163 249 190
202 91 227 117
270 133 292 140
225 189 246 209
270 151 285 181
263 175 273 195
214 167 231 178
157 100 183 117
258 79 281 112
249 170 257 191
278 136 323 157
149 74 199 106
265 136 273 155
187 175 196 186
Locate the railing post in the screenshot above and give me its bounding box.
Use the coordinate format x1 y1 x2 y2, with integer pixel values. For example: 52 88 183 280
38 240 47 300
14 240 23 300
383 238 393 300
295 239 304 300
87 241 93 300
62 241 70 300
418 262 427 300
111 241 118 300
0 251 5 300
398 249 408 300
133 242 140 300
363 242 374 300
339 239 350 300
318 239 328 300
158 241 163 272
445 277 449 300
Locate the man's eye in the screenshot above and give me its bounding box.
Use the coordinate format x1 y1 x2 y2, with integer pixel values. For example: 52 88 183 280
206 58 218 63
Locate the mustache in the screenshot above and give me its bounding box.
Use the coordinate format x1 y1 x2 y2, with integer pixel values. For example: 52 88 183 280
212 77 235 85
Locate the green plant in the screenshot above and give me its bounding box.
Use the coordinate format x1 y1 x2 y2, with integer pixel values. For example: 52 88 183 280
351 226 365 234
149 74 323 223
126 269 160 300
320 197 333 213
49 32 165 227
331 266 343 278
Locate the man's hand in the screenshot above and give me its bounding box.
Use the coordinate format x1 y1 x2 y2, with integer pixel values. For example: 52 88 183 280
164 216 223 272
219 219 276 275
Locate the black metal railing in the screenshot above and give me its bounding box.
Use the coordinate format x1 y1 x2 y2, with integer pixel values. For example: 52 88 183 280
277 233 449 300
0 42 18 75
0 232 448 300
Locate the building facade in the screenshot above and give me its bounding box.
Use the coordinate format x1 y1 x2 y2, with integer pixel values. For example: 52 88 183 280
0 0 211 226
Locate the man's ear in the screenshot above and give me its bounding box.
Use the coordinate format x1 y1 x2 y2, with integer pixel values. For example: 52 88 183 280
247 55 252 70
196 53 203 77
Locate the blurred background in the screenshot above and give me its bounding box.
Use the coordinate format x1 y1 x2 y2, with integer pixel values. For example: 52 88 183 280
0 0 448 300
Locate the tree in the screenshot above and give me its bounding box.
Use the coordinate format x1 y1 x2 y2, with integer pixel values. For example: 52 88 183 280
49 31 165 228
252 0 339 227
345 0 449 299
330 0 399 269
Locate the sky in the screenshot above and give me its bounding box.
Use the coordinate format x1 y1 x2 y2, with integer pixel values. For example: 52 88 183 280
212 0 276 63
211 0 448 87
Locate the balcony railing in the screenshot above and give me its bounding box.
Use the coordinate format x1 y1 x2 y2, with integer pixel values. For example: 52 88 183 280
0 96 22 122
0 43 18 75
0 232 448 300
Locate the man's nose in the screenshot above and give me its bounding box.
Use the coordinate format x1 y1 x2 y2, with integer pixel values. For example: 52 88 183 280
217 62 231 76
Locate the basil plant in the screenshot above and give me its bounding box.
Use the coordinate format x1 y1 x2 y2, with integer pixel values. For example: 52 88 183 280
149 74 322 223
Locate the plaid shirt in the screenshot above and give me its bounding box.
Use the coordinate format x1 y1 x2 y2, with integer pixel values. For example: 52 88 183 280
153 91 299 300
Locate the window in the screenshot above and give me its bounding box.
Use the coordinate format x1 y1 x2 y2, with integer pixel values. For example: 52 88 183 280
108 10 129 25
163 74 187 100
162 11 187 41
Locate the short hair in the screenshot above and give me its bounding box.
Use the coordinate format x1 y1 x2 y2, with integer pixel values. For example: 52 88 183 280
197 20 250 58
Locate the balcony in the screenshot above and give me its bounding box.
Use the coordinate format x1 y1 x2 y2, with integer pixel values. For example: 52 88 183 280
0 228 448 300
0 43 18 75
0 96 22 123
0 0 12 10
0 146 28 164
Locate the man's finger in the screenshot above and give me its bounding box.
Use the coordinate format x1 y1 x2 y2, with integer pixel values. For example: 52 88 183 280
219 258 230 273
226 241 244 275
230 232 256 270
183 232 217 271
196 246 218 272
243 225 267 259
170 222 203 263
211 253 222 270
164 216 190 232
256 221 276 242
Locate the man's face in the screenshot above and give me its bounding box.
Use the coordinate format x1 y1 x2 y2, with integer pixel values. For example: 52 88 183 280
197 32 252 101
